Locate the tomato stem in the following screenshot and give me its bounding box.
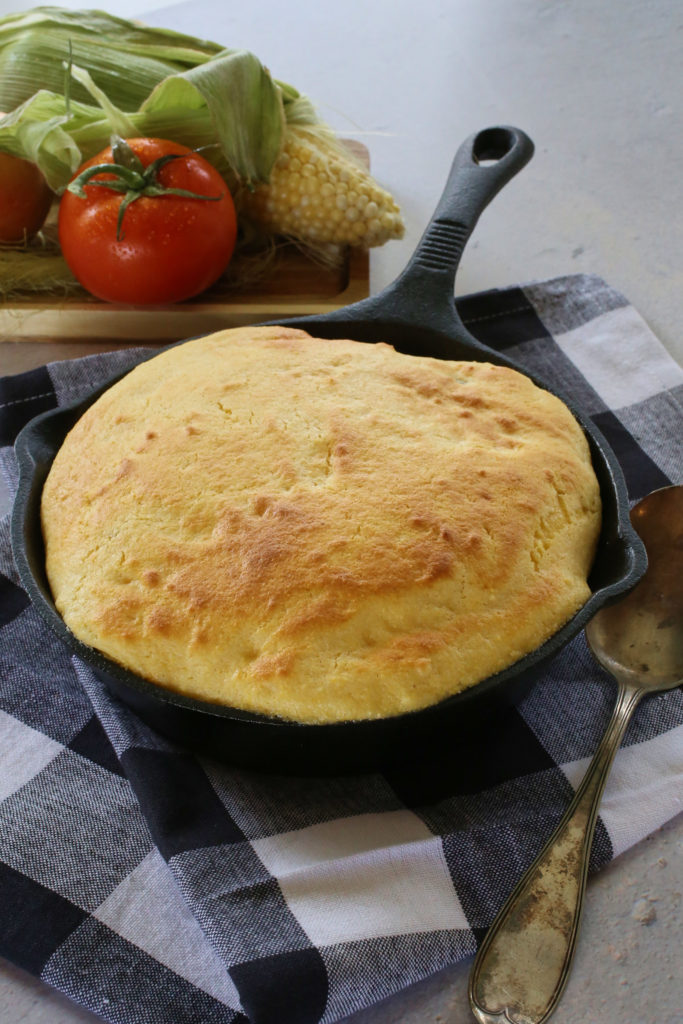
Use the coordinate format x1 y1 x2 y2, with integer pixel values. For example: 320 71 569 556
69 163 145 196
111 136 146 175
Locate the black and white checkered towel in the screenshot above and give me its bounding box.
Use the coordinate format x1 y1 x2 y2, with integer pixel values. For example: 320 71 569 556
0 273 681 1024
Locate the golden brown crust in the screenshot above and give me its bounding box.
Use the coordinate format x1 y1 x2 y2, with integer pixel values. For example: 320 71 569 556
41 326 601 723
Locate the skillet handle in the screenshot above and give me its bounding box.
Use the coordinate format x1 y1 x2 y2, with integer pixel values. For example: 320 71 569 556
373 126 534 344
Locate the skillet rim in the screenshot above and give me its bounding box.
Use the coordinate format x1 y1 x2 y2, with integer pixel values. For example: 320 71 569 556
9 319 647 744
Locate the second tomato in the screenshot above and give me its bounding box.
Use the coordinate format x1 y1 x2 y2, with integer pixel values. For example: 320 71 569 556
59 138 238 305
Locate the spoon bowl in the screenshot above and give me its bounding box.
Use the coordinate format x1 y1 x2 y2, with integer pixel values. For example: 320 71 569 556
469 484 683 1024
586 484 683 689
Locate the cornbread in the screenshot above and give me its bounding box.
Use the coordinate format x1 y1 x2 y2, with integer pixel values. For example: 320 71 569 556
41 326 601 724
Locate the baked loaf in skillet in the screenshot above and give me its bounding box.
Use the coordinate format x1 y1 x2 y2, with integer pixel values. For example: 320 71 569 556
41 326 601 724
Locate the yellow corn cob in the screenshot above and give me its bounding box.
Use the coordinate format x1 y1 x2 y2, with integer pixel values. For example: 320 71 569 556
241 125 404 248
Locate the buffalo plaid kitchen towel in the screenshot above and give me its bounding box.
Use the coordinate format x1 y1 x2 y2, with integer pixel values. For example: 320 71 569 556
0 273 681 1024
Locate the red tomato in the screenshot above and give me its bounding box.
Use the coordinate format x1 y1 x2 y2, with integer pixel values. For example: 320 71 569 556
58 138 238 304
0 151 53 243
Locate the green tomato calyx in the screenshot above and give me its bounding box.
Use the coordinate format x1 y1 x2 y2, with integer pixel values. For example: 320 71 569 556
67 136 223 240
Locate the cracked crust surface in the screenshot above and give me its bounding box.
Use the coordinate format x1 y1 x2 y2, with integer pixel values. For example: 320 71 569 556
41 326 602 723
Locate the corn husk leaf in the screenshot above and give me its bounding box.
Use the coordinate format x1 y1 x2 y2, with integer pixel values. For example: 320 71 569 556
0 7 223 112
139 51 285 184
276 80 321 126
68 64 138 139
0 91 83 187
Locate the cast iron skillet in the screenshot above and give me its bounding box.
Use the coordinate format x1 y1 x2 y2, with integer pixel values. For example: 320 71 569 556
11 126 646 775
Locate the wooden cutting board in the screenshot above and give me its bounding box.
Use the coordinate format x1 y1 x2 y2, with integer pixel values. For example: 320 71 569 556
0 142 370 346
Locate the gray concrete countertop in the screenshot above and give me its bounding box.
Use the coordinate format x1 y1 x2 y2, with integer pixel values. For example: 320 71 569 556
0 1 681 1022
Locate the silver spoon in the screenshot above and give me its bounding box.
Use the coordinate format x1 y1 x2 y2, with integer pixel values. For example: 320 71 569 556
469 483 683 1024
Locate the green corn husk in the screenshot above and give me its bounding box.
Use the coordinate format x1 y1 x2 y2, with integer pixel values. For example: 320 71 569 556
0 7 316 189
0 8 224 112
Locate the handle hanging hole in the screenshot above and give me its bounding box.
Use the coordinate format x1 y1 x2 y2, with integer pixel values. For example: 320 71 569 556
472 127 516 165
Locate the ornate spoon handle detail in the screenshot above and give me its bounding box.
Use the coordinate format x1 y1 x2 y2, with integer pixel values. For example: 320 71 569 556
468 680 643 1024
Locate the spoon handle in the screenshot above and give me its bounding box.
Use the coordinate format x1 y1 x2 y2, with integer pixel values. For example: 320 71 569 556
468 679 643 1024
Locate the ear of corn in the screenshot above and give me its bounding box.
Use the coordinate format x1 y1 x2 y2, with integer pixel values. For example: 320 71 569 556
240 125 404 248
0 7 404 259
